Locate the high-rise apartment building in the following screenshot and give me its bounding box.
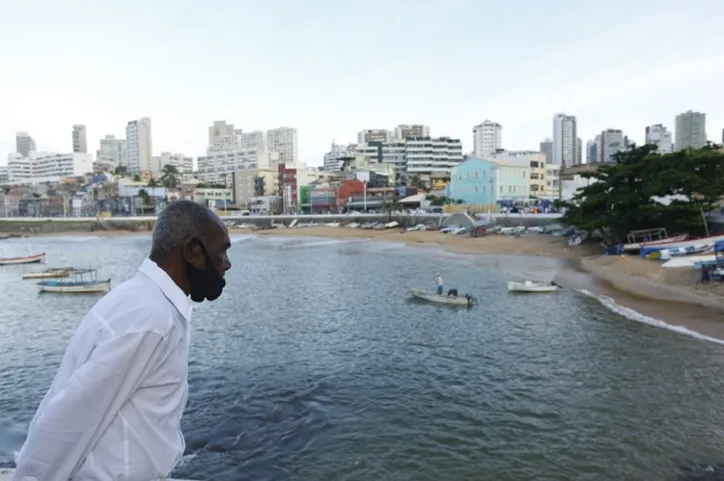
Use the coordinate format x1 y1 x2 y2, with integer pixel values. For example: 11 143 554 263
72 124 87 153
125 117 153 174
238 130 266 151
355 137 462 177
323 142 351 171
357 129 392 144
645 124 673 153
472 120 502 157
552 113 577 167
96 135 128 171
675 110 706 151
586 140 597 164
576 137 582 165
598 129 625 163
266 127 298 166
539 139 553 164
16 132 36 157
394 124 430 140
152 152 194 177
208 121 238 154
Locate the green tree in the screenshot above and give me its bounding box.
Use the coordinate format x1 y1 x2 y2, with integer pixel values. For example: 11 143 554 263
138 188 151 207
408 176 428 190
428 195 446 206
133 174 141 182
560 144 724 244
381 200 402 222
114 166 128 177
160 164 181 190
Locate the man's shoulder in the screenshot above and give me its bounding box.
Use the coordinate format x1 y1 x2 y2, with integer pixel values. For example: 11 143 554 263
90 274 178 337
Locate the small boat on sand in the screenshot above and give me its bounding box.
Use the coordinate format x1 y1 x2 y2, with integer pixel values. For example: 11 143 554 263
409 288 475 307
0 252 45 265
37 268 111 294
507 281 558 293
23 267 75 279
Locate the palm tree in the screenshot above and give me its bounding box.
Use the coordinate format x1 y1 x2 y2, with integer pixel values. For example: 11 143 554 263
138 189 151 208
147 178 159 210
160 164 180 190
381 200 402 222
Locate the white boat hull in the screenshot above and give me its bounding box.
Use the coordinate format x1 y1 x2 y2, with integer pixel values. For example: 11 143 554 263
508 281 558 293
23 269 72 279
623 235 688 252
38 280 111 294
409 288 473 306
0 252 45 265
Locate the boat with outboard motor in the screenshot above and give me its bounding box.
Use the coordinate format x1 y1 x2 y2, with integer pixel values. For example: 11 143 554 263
409 288 476 307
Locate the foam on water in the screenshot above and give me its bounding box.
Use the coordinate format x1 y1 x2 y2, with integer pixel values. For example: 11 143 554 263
576 288 724 346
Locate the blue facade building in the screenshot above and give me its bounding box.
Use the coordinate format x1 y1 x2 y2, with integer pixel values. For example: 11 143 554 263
448 157 497 205
449 157 530 205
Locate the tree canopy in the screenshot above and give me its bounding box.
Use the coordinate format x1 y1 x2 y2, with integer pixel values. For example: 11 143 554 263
560 143 724 243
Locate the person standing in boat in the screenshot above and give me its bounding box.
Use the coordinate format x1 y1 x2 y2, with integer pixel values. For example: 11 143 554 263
12 201 232 481
434 273 444 295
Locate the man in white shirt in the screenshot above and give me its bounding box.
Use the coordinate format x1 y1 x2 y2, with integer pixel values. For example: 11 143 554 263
13 200 232 481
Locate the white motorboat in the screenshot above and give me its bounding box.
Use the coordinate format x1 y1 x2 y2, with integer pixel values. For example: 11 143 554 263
409 288 475 307
507 280 558 293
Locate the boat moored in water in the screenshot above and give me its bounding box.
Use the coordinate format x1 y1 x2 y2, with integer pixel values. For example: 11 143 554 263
507 280 558 293
22 267 75 279
409 288 475 307
0 252 46 265
37 268 111 294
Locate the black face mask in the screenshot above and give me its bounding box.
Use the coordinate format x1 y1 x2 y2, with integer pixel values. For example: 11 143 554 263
187 240 226 303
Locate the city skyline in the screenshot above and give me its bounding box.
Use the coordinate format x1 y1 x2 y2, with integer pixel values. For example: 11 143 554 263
1 0 723 165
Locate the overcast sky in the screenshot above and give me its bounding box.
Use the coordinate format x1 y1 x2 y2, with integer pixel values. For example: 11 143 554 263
1 0 723 166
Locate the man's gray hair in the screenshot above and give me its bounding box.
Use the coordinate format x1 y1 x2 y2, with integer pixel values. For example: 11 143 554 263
150 200 216 259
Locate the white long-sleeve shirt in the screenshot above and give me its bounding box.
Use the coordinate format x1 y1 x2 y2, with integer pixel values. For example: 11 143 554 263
13 258 193 481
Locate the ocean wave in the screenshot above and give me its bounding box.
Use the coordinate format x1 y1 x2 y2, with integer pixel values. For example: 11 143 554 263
576 288 724 346
230 234 256 244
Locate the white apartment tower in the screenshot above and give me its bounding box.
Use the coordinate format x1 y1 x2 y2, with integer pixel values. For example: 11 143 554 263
208 121 238 154
238 130 266 151
472 120 502 157
96 135 128 171
323 142 350 171
645 124 673 153
16 132 36 157
72 124 87 153
266 127 298 166
675 110 706 151
125 117 153 174
552 113 577 167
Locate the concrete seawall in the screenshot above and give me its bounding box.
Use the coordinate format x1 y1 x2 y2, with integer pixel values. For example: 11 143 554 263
0 213 563 235
0 469 193 480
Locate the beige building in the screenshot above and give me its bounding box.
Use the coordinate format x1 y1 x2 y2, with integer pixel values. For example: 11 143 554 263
233 168 278 207
546 164 561 198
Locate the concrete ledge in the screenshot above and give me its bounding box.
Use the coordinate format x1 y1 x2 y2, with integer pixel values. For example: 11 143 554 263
0 468 194 480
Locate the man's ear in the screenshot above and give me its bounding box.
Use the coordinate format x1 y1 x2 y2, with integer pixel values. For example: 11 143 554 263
181 237 203 268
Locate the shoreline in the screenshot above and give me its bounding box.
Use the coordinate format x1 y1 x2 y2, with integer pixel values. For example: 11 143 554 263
9 226 724 341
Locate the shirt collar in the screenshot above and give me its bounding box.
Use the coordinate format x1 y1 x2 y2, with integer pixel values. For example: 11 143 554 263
137 258 193 321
